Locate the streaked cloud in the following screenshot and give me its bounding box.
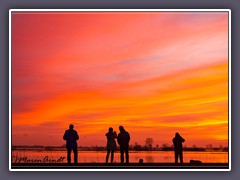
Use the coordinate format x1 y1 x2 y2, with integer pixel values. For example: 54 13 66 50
12 12 229 147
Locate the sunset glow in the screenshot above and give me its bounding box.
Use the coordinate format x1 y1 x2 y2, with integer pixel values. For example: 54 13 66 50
11 11 229 147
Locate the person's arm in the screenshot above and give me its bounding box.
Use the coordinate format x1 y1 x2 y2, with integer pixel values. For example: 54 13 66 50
113 131 117 138
75 131 79 140
127 133 130 143
63 131 67 140
117 134 121 145
180 136 185 142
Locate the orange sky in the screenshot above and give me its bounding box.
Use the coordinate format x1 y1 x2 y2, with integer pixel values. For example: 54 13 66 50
11 11 229 147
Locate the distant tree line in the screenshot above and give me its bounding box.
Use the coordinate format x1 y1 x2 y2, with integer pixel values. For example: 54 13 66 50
12 138 228 152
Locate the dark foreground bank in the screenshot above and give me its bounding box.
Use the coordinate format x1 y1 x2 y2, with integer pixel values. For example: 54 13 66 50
11 163 229 169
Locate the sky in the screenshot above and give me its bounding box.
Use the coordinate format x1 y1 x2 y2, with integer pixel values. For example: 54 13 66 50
11 11 229 147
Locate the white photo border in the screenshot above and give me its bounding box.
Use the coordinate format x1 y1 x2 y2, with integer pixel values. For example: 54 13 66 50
9 9 231 172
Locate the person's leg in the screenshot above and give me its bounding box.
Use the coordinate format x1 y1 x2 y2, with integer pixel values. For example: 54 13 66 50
180 150 183 163
106 150 110 163
125 148 129 163
174 151 178 163
110 150 114 163
67 148 71 163
73 147 78 163
120 147 124 163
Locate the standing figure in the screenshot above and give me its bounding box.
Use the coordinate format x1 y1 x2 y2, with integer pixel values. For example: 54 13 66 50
172 132 185 163
117 126 130 164
105 127 117 163
63 124 79 163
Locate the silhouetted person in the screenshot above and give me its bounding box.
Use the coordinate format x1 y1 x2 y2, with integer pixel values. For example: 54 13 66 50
117 126 130 163
172 132 185 163
63 124 79 163
105 127 117 163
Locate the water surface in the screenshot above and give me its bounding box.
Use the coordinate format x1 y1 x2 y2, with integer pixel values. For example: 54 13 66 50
12 150 228 163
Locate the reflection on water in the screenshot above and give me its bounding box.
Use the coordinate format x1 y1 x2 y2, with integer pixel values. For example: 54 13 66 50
146 155 154 163
12 150 228 163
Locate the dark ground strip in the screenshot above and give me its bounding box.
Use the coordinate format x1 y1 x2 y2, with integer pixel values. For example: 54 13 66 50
11 163 229 169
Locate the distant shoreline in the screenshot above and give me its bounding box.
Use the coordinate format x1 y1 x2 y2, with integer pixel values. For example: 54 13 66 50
11 147 229 152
